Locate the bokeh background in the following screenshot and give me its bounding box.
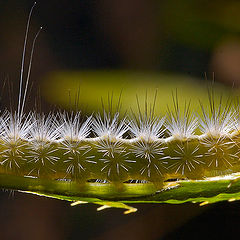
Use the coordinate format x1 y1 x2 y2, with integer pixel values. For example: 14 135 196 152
1 0 240 239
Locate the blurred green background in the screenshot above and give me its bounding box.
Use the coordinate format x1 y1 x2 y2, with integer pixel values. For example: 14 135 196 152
1 0 240 239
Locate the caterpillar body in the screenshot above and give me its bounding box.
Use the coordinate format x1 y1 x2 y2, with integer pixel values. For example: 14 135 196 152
0 107 240 191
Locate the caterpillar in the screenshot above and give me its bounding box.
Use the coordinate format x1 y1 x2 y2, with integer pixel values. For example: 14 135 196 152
2 2 240 214
1 95 240 187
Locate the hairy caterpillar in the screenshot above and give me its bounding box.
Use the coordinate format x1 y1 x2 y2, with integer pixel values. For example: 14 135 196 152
2 95 240 187
2 2 240 214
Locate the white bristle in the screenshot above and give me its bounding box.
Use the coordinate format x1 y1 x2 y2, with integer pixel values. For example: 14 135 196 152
171 142 204 175
29 113 60 142
201 136 237 168
1 111 33 141
59 112 92 141
27 141 59 176
166 111 198 139
131 140 166 161
129 116 165 141
92 112 128 139
96 139 133 176
200 107 236 136
63 144 94 175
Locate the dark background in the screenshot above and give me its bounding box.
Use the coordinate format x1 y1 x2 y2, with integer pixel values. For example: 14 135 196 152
0 0 240 239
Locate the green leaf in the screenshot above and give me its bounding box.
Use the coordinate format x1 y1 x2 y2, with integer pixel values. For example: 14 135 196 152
1 173 240 213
